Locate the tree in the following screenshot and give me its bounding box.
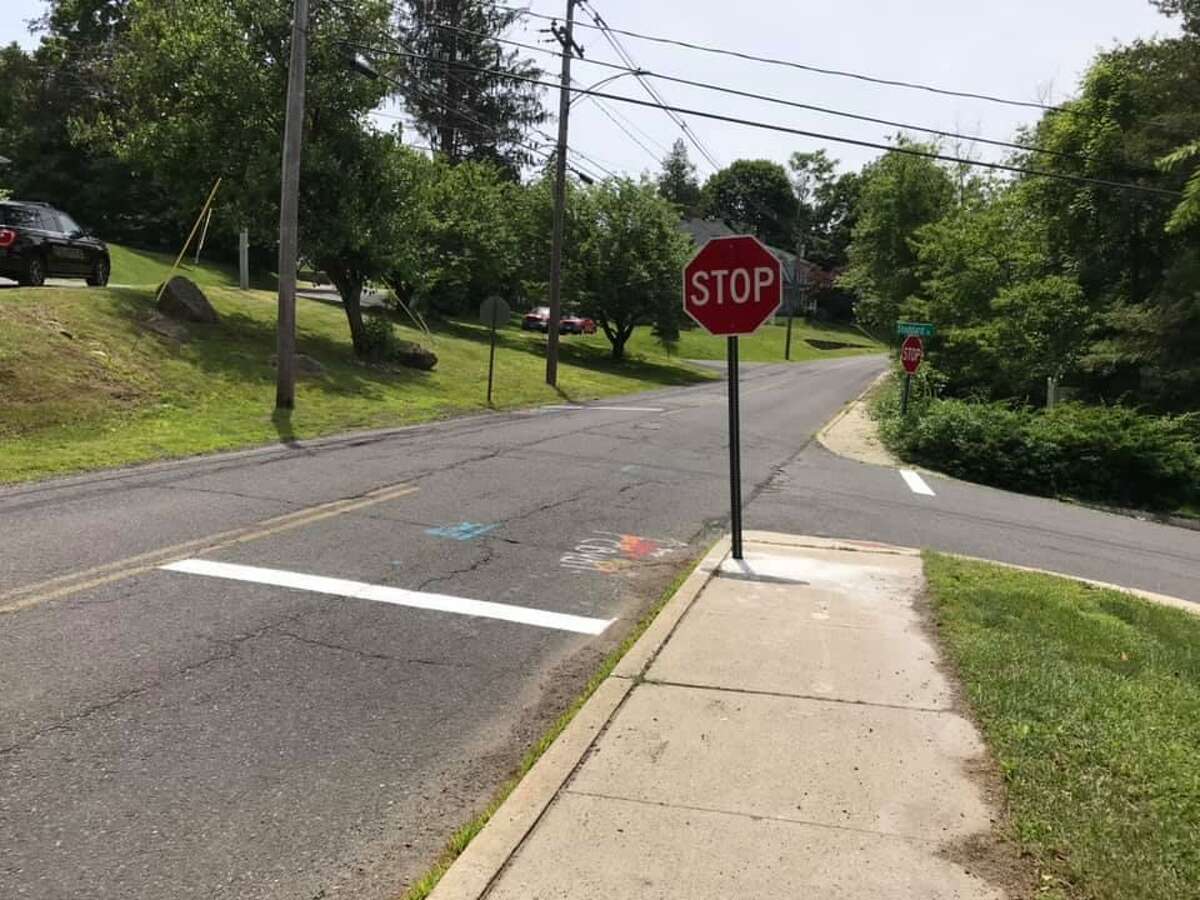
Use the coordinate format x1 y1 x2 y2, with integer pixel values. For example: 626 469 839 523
789 150 835 242
394 0 545 178
1027 34 1200 407
657 138 702 217
840 141 956 330
1152 0 1200 34
95 0 403 355
302 132 426 356
575 179 691 360
702 159 797 248
402 156 528 316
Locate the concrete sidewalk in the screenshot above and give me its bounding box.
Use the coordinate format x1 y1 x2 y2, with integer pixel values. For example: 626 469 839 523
430 533 1016 899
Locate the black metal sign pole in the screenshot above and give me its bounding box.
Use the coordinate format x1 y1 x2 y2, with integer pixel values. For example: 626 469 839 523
486 302 499 406
901 372 911 416
727 335 744 559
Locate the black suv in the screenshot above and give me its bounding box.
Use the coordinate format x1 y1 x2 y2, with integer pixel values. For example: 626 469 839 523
0 201 110 287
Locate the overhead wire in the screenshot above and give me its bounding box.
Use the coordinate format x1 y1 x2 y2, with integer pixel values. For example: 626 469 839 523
577 0 721 172
338 41 1185 201
499 4 1081 117
423 18 1109 168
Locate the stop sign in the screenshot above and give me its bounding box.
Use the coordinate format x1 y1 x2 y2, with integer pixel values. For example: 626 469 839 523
901 335 924 374
683 235 783 336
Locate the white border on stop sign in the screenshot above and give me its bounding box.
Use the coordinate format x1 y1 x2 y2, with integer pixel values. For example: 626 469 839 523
681 234 784 336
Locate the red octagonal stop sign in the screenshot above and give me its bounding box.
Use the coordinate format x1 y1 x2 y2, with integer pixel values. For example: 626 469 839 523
901 335 924 374
683 235 783 336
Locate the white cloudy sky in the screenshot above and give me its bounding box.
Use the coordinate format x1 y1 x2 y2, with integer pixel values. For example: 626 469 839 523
3 0 1181 179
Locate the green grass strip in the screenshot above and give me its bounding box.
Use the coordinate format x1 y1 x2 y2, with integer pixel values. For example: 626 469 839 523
923 552 1200 899
402 558 702 900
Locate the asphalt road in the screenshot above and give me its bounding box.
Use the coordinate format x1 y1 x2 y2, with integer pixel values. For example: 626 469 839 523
2 353 1196 899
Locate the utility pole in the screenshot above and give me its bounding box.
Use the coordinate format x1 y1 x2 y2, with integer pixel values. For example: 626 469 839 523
276 0 308 411
785 240 806 361
545 0 581 387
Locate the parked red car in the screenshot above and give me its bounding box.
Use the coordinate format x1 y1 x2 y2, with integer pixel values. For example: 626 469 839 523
521 306 596 334
560 313 597 334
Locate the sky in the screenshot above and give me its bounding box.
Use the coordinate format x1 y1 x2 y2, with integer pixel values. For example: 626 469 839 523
2 0 1182 181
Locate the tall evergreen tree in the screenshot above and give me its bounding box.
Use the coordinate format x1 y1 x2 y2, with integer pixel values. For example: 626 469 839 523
394 0 546 178
657 138 702 217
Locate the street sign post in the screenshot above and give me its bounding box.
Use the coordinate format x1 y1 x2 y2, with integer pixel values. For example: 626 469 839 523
479 296 511 407
683 235 783 559
900 334 924 415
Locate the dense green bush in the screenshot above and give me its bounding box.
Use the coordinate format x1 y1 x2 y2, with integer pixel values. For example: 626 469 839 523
876 377 1200 510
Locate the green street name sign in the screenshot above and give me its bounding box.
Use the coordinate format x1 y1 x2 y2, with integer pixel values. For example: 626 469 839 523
896 321 936 337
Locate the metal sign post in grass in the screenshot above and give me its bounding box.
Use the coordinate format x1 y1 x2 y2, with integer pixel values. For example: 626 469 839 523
683 235 783 559
479 296 511 407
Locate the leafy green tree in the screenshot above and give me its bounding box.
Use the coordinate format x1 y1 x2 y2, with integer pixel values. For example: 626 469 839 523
1027 34 1200 407
575 179 691 360
657 138 702 217
1152 0 1200 34
302 132 426 355
94 0 407 355
402 157 528 316
1158 140 1200 234
394 0 545 178
788 150 860 268
702 159 797 248
840 141 956 330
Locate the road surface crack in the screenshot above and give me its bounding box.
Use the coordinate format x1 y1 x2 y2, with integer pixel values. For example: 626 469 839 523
272 629 473 668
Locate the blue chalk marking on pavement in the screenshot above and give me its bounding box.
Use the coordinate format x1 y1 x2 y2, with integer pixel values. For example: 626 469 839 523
426 522 500 541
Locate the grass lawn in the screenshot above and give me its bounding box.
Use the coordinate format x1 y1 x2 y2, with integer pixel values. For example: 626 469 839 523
106 243 272 289
924 553 1200 900
0 285 718 483
587 318 882 363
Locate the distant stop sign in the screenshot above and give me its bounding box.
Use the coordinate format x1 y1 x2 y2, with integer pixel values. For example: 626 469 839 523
683 235 783 336
901 335 924 374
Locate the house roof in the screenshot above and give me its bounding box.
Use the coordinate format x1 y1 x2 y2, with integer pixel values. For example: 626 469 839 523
678 218 811 286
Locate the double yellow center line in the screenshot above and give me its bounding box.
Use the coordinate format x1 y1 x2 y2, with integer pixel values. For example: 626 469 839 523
0 482 418 615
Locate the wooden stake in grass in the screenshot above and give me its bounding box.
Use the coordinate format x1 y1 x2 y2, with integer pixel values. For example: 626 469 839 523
152 178 223 308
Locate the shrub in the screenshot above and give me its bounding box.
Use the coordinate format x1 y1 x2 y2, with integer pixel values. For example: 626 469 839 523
361 314 396 361
875 378 1200 510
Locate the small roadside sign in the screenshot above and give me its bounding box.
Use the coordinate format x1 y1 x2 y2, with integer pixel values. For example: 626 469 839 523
901 335 924 375
479 296 511 407
897 321 936 338
899 335 924 415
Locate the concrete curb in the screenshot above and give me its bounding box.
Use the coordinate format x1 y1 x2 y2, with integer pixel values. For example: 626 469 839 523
427 537 731 900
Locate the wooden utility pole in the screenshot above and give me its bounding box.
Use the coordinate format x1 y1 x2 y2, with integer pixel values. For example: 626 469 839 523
545 0 581 387
276 0 308 410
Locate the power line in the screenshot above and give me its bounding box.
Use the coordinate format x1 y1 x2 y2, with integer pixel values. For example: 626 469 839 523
340 42 1185 201
500 4 1079 116
577 0 721 172
425 18 1105 167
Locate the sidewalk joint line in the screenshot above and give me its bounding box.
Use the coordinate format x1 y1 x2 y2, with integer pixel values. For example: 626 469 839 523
561 789 944 845
640 678 952 714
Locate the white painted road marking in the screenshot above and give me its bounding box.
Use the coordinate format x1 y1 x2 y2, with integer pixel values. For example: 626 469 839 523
544 405 665 413
160 559 614 635
900 469 936 496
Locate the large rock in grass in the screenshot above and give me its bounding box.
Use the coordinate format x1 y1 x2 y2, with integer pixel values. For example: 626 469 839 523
157 276 219 324
394 340 437 371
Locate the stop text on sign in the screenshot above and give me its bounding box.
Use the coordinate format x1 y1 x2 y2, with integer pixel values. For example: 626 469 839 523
683 235 783 336
686 266 777 306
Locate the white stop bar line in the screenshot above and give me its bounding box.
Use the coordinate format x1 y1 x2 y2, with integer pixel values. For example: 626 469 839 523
161 559 614 635
900 469 936 496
